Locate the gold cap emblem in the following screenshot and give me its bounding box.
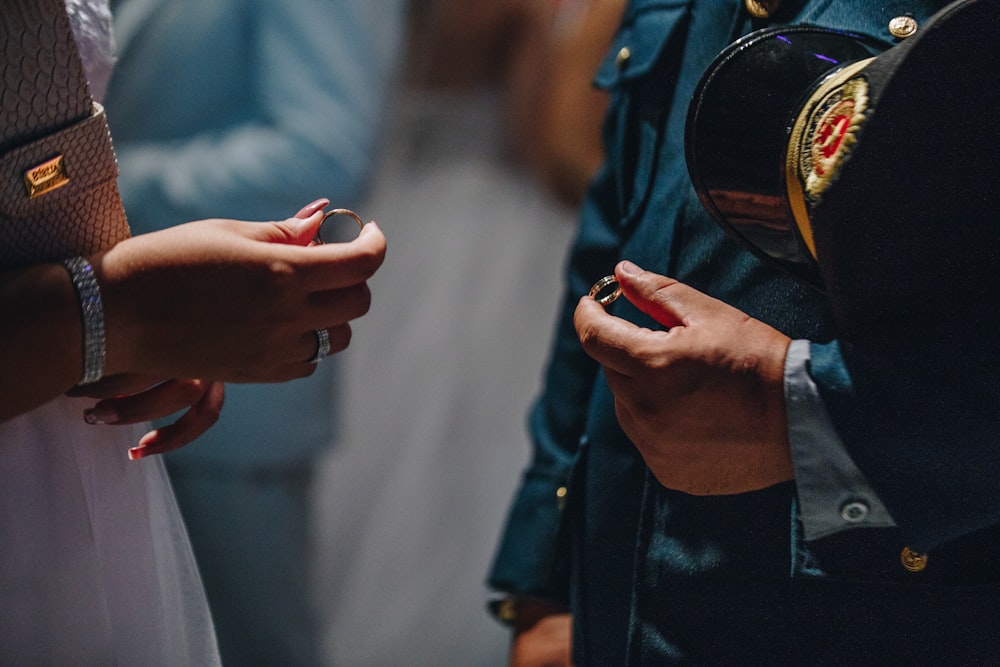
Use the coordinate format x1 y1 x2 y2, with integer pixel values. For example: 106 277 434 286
786 59 872 256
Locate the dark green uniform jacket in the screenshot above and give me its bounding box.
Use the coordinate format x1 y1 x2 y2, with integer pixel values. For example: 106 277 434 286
489 0 1000 663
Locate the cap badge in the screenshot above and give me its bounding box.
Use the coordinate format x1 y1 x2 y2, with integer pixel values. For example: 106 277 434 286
798 74 869 201
786 59 873 256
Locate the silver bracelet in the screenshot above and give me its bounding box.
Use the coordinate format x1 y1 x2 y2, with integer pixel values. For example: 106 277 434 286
63 257 106 384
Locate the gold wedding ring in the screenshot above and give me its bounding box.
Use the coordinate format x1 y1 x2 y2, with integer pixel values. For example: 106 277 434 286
314 208 365 244
589 275 622 306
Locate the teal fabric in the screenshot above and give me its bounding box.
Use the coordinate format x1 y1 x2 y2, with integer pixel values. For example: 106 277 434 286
166 462 318 666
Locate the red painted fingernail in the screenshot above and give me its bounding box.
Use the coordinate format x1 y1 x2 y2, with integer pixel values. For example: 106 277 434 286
128 444 166 461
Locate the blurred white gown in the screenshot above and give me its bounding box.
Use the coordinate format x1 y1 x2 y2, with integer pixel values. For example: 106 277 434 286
0 1 218 664
0 399 218 665
312 88 577 666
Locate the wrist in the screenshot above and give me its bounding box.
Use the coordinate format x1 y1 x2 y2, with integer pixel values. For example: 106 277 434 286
87 241 142 378
62 257 106 384
0 262 87 418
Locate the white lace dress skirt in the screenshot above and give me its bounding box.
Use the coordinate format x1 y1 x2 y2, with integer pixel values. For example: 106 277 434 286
0 397 219 665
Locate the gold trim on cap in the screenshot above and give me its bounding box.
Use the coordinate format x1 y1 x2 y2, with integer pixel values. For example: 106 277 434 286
786 58 873 258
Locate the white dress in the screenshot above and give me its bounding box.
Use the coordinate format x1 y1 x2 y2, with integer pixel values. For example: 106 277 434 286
0 2 219 664
312 87 577 666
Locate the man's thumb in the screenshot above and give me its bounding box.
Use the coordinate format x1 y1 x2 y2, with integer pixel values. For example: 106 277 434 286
615 260 687 328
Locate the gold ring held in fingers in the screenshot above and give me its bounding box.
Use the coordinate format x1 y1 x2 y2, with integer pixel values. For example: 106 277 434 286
314 208 365 244
589 275 622 306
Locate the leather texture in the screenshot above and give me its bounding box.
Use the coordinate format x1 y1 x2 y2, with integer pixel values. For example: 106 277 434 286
0 0 130 269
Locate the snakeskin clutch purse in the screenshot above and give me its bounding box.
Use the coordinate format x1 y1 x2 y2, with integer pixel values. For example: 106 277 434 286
0 0 130 270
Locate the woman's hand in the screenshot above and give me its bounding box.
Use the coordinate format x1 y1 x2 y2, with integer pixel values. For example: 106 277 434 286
68 375 224 459
71 198 384 457
94 203 386 383
1 198 384 442
574 261 793 495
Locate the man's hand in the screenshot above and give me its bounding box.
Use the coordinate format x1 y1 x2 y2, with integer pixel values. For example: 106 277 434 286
574 261 793 495
510 598 573 667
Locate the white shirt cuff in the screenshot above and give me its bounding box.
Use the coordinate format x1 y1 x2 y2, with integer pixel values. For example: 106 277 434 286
784 339 896 540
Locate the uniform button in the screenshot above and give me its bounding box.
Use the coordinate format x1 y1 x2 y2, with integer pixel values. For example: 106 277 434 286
556 486 568 510
745 0 782 19
840 500 870 523
901 546 929 573
889 15 919 39
615 47 631 70
496 597 517 624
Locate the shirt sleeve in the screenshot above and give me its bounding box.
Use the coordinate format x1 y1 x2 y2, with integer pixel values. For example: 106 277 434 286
785 339 896 541
112 0 405 232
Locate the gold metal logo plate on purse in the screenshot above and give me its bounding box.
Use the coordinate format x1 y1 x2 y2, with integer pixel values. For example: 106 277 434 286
24 154 69 199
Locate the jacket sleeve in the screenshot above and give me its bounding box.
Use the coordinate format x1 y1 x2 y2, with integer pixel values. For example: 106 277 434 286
487 161 624 601
808 335 1000 552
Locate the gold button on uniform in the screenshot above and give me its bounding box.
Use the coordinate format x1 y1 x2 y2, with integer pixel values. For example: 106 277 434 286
615 47 631 70
556 486 568 510
901 547 929 573
496 597 517 624
889 15 919 39
745 0 782 19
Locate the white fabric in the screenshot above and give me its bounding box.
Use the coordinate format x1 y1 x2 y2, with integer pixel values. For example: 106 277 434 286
65 0 116 101
0 398 219 665
312 88 577 665
0 2 219 663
